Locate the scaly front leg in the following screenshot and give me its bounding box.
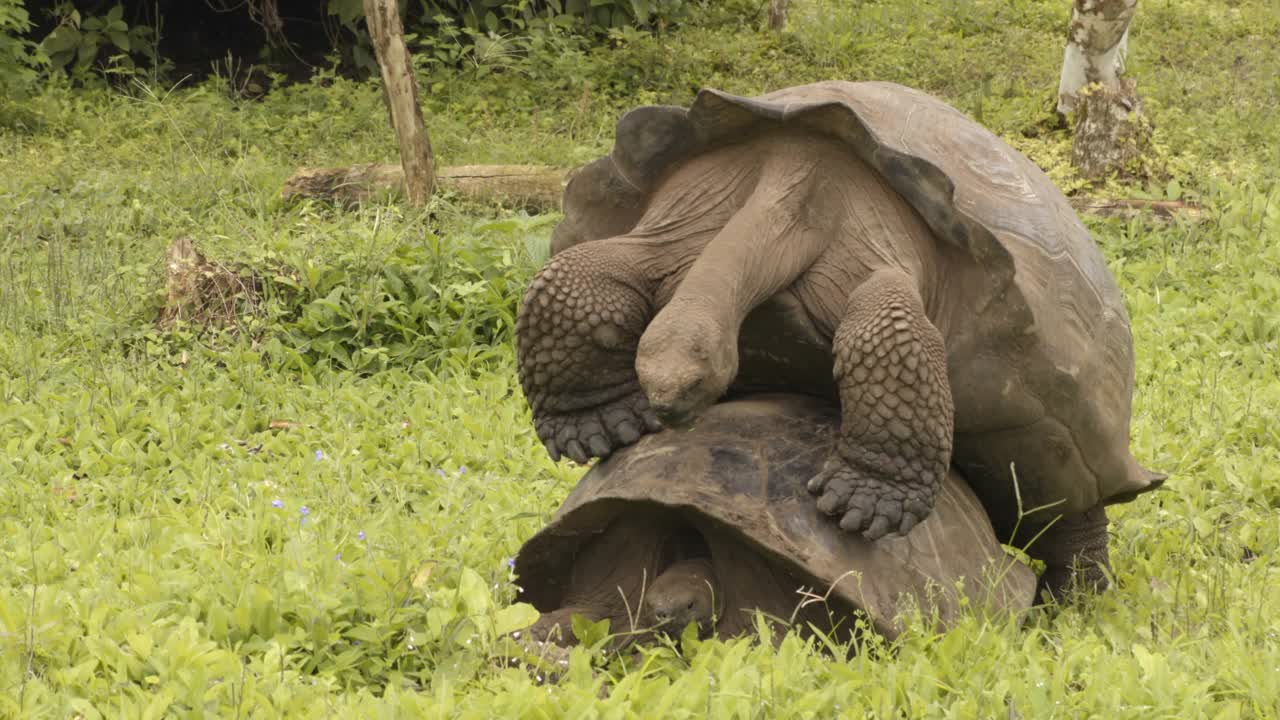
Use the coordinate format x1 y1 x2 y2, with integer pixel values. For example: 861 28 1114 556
517 242 661 463
807 269 954 540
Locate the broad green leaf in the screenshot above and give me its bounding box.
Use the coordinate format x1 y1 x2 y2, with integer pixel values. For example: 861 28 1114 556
570 614 610 647
41 26 81 53
493 603 540 636
457 567 492 617
76 36 100 65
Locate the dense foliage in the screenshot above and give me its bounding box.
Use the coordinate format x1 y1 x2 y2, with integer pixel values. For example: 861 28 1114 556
0 0 1277 716
26 0 730 85
0 0 43 98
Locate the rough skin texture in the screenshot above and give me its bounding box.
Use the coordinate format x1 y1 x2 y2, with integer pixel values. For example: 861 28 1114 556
516 244 661 463
519 133 959 542
1032 504 1113 601
641 558 720 637
807 270 954 539
635 296 741 429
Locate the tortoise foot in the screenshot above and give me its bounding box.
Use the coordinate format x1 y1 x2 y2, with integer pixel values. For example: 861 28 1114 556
817 268 950 541
807 453 935 540
516 242 659 464
534 388 661 464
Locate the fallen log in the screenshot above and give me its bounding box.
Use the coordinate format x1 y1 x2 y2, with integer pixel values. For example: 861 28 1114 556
1069 197 1204 222
283 161 1204 225
281 163 571 211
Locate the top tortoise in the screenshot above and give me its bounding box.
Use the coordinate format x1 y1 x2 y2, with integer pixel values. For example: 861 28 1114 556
516 81 1164 595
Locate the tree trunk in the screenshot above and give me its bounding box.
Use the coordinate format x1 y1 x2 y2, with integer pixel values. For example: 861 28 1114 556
362 0 435 206
1057 1 1148 180
1056 0 1138 116
767 0 790 31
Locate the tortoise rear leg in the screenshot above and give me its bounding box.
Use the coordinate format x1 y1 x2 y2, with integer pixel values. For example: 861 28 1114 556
807 269 954 540
1030 503 1112 602
517 242 661 463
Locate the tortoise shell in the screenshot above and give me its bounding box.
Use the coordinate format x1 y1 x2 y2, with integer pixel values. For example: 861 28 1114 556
514 394 1037 641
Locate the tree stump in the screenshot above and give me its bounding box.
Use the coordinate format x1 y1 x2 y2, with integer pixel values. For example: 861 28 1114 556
1070 78 1151 181
158 237 260 331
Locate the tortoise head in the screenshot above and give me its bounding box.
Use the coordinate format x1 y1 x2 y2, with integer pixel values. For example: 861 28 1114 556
636 306 739 429
643 557 720 637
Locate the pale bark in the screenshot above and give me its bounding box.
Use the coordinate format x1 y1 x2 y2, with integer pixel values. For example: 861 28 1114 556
1056 0 1138 116
281 163 571 211
768 0 790 31
362 0 435 205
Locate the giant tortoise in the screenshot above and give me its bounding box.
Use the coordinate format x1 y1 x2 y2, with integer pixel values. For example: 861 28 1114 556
514 394 1037 646
516 81 1164 596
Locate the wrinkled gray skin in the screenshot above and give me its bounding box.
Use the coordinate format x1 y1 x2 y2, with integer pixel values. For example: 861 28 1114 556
522 129 953 543
517 81 1165 599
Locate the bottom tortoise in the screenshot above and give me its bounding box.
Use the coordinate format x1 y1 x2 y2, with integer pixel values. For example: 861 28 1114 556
513 394 1037 646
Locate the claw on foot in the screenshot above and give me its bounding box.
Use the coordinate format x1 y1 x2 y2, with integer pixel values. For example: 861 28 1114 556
807 455 935 540
535 390 660 464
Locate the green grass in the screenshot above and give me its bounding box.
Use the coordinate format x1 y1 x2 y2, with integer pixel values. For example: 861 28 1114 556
1 0 1278 716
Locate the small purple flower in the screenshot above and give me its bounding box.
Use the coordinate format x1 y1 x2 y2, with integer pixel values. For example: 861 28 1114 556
271 499 284 509
358 531 366 541
435 469 445 478
458 466 468 474
300 506 310 517
335 553 342 561
314 450 325 461
506 557 516 569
